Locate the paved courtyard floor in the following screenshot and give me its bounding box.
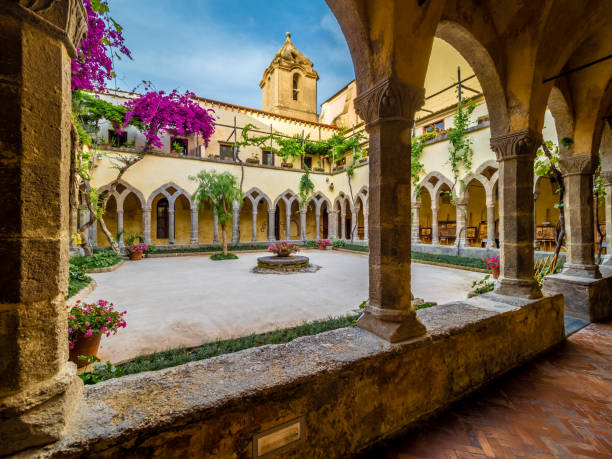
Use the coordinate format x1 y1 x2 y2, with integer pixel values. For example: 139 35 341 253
84 250 482 363
363 321 612 458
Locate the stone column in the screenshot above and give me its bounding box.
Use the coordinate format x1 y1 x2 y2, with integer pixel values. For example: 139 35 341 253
602 172 612 265
213 213 219 243
315 210 321 240
490 130 542 298
431 205 439 245
89 219 98 248
329 210 338 239
117 210 124 247
285 203 292 240
300 208 307 241
455 201 467 247
252 210 258 242
168 209 175 245
142 207 151 245
267 209 275 241
340 210 347 239
232 201 240 244
0 1 87 455
411 202 420 244
353 78 426 342
486 200 496 248
363 210 369 241
190 208 199 245
351 207 358 240
560 155 601 278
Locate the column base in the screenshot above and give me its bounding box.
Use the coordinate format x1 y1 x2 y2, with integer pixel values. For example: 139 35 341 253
601 255 612 266
357 304 427 343
0 362 83 456
562 263 602 279
494 277 542 299
542 271 612 322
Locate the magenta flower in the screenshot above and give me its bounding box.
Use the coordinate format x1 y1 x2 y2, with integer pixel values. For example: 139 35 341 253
84 329 93 338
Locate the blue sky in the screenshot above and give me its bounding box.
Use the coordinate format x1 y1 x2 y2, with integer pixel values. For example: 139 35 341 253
108 0 354 111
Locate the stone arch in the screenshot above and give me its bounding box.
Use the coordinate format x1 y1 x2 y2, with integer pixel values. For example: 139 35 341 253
273 189 298 208
547 85 575 159
98 180 146 212
418 171 454 200
244 187 272 208
435 20 509 137
355 186 368 213
147 182 195 210
309 192 332 213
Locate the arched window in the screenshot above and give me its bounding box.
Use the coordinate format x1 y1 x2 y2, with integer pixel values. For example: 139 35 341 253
157 198 169 239
292 73 300 101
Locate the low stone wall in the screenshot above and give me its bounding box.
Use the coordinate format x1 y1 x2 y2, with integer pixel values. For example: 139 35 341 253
412 243 567 263
35 293 564 458
84 260 124 274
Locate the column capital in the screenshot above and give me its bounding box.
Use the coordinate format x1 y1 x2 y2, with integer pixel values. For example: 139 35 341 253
142 206 151 213
267 208 276 214
354 77 424 129
560 154 595 177
8 0 88 58
411 202 420 209
490 129 542 162
601 171 612 186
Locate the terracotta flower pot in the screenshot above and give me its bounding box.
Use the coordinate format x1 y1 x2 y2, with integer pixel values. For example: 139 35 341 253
69 333 102 368
130 250 143 260
276 251 291 257
319 246 327 250
491 266 500 279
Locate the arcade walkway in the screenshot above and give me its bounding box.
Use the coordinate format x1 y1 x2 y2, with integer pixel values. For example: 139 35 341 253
364 321 612 458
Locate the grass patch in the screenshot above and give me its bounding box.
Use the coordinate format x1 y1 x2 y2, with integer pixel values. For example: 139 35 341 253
335 244 488 269
79 314 360 384
210 253 238 260
146 244 270 255
71 250 122 270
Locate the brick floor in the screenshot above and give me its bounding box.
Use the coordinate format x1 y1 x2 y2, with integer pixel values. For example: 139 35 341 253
361 321 612 458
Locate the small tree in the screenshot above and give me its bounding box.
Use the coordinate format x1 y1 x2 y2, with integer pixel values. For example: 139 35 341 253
191 171 242 255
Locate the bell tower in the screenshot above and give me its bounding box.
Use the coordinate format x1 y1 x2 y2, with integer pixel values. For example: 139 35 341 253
260 32 319 122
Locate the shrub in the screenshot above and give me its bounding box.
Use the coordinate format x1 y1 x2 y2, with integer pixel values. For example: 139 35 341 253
332 239 346 248
70 250 122 269
68 264 91 298
210 253 238 261
471 275 495 294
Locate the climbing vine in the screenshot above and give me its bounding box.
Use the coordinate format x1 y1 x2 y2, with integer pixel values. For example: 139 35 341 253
446 99 476 197
298 170 315 208
411 136 426 198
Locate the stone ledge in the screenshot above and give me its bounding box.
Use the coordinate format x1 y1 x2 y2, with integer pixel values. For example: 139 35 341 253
31 294 564 458
543 272 612 322
84 260 124 274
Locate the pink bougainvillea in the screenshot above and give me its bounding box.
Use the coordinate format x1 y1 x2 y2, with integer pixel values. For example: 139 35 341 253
123 90 216 150
71 0 131 92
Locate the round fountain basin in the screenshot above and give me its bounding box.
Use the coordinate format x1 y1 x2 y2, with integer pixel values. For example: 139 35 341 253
256 255 310 272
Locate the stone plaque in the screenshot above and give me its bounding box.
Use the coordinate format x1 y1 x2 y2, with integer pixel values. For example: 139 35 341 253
253 417 304 457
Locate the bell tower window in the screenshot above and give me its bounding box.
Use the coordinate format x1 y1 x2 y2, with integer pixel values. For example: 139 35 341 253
292 73 300 101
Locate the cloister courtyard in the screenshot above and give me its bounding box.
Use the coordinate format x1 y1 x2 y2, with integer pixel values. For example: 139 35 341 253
85 251 482 363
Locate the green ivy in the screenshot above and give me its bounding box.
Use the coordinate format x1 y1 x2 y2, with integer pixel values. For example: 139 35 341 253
446 100 476 197
298 170 315 207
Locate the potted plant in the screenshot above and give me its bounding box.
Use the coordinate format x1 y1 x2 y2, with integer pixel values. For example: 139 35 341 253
268 242 300 257
477 114 490 125
68 299 127 368
316 239 331 250
485 256 500 279
127 242 148 260
208 153 220 160
246 154 259 164
171 140 184 155
281 161 294 168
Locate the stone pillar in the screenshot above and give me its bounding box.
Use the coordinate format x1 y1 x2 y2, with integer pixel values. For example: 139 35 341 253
168 209 175 245
89 219 98 248
340 210 346 239
190 208 199 245
431 205 439 245
486 200 496 249
560 155 601 278
232 201 240 244
285 203 292 240
411 202 420 244
329 210 338 239
117 210 124 247
315 210 321 240
142 207 151 245
490 130 542 298
351 207 358 240
0 1 87 455
602 172 612 265
268 209 275 242
213 213 219 243
363 210 369 241
252 210 258 242
353 78 426 342
300 208 307 241
455 201 467 247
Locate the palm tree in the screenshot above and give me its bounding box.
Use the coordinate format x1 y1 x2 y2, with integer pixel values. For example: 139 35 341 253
191 170 242 255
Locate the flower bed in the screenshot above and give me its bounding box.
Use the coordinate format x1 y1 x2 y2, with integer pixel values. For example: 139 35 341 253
268 241 300 257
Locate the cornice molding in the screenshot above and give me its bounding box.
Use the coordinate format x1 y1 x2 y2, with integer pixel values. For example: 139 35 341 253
354 78 424 128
